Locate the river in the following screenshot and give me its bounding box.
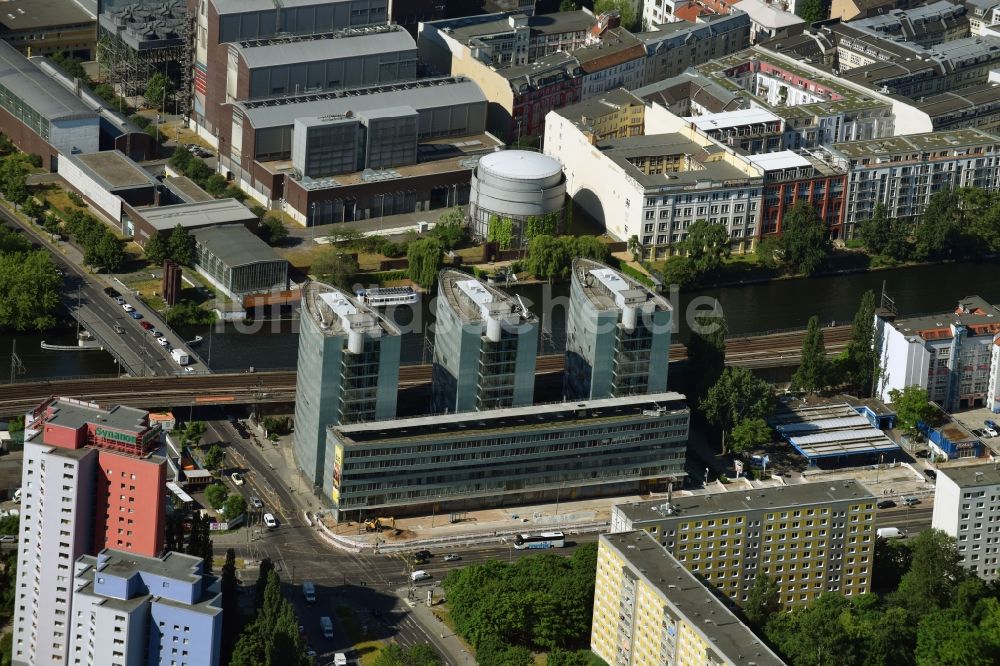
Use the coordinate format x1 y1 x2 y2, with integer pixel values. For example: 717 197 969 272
4 261 1000 380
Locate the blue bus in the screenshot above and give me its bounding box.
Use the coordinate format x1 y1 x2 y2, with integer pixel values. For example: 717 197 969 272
513 531 565 549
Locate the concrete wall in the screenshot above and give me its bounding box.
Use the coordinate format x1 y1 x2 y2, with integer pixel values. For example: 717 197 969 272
57 156 125 224
876 318 931 404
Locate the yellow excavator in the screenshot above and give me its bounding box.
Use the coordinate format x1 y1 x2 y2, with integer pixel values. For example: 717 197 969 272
364 517 395 532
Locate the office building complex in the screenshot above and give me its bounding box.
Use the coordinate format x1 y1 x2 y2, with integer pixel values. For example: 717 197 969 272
592 531 786 666
325 393 689 520
875 296 1000 412
70 549 222 666
610 480 877 608
293 281 402 487
565 259 672 400
431 270 539 414
13 397 166 666
932 464 1000 580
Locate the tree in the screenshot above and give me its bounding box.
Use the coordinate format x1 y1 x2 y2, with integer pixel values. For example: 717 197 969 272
916 608 996 666
571 236 609 263
523 213 559 243
594 0 638 30
168 224 195 265
254 558 274 611
859 203 891 255
729 417 771 455
546 649 607 666
0 249 61 330
559 0 581 10
203 444 224 470
872 536 912 593
892 529 965 618
197 515 214 575
525 234 571 282
182 420 207 445
312 250 359 289
702 367 774 454
221 548 241 663
798 0 828 23
744 573 780 628
204 173 228 196
679 219 729 274
0 155 29 204
842 289 878 396
888 385 939 435
430 209 467 251
51 53 89 83
659 255 698 289
791 315 827 392
94 232 125 272
373 644 444 666
144 72 173 111
169 146 192 171
0 515 18 536
205 483 229 510
686 312 727 401
144 233 168 264
487 215 515 249
915 189 964 260
777 201 829 275
407 238 443 289
259 215 288 246
224 493 247 520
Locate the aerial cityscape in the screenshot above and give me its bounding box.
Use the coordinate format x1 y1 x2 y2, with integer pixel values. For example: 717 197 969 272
0 0 997 664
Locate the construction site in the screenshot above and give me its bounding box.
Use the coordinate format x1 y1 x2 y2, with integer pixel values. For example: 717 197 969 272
97 0 192 114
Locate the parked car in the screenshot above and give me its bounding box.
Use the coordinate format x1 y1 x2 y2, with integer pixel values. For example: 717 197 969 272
113 324 125 334
903 497 920 506
231 472 244 486
129 311 142 320
151 329 162 337
114 296 125 305
877 500 896 509
443 554 461 562
415 549 432 560
924 469 938 480
985 420 999 437
157 337 169 347
104 287 121 298
263 513 278 528
122 303 134 312
249 495 263 509
140 321 153 330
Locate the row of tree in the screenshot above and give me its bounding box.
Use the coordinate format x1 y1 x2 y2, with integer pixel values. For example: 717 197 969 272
229 560 314 666
144 223 196 265
525 234 609 282
63 209 126 272
0 223 61 331
169 147 246 202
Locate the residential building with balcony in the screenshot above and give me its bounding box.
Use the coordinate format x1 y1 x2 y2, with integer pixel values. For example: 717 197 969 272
610 480 877 608
639 14 751 84
932 464 1000 580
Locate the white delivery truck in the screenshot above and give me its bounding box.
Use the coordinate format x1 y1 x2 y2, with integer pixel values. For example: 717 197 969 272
171 348 190 365
877 527 905 539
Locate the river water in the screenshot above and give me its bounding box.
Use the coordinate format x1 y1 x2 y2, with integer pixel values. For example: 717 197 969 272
4 261 1000 380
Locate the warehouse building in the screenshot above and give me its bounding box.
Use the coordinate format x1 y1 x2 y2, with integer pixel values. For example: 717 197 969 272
0 40 99 169
325 392 689 519
57 151 159 225
122 199 259 247
192 225 289 301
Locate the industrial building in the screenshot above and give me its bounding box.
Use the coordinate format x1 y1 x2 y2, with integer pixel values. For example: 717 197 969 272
325 393 689 519
0 40 99 169
122 198 260 247
13 397 167 666
565 259 672 400
592 531 786 666
610 480 877 608
293 281 402 488
468 150 567 245
57 151 159 224
932 464 1000 581
70 550 222 666
192 224 289 300
431 270 538 414
874 296 1000 412
0 0 96 59
768 400 901 465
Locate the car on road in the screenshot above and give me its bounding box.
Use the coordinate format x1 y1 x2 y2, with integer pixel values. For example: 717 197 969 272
915 449 931 458
184 366 195 373
410 570 431 582
877 500 896 509
0 535 16 543
114 297 125 305
104 287 121 298
415 549 432 560
925 468 938 480
333 653 347 666
231 472 245 486
263 513 277 528
249 495 263 509
140 321 152 330
985 420 999 437
151 330 162 338
129 311 142 320
411 554 428 565
443 554 461 562
157 337 169 347
319 616 334 640
877 527 905 540
903 497 920 506
122 303 134 312
113 324 125 334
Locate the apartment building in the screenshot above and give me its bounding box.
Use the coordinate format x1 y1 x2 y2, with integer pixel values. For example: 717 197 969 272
643 0 741 28
969 0 1000 36
70 550 222 666
735 0 805 45
847 2 969 48
610 480 877 608
753 150 847 241
13 397 166 666
827 128 1000 239
325 393 689 519
432 270 538 414
575 28 647 100
592 531 786 666
565 258 673 400
932 464 1000 581
874 296 1000 412
292 281 402 488
541 88 645 143
640 14 750 84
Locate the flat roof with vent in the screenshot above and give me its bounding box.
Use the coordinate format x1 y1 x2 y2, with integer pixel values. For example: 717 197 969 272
885 295 1000 341
769 401 900 460
939 463 1000 488
601 531 787 666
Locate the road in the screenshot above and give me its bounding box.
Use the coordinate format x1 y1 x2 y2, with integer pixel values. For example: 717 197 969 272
0 202 203 376
876 504 934 535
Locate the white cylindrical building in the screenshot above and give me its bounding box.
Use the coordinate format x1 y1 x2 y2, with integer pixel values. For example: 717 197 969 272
470 149 567 245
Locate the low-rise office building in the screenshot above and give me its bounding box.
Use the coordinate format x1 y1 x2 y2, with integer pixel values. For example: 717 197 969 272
57 151 159 226
592 531 786 666
192 225 290 301
932 464 1000 581
70 549 222 666
610 480 877 608
325 393 689 519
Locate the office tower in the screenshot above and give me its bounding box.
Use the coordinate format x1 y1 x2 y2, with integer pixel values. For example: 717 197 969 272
610 480 877 608
13 397 166 666
932 463 1000 580
592 531 785 666
565 258 672 400
70 549 222 666
293 280 402 487
432 269 538 413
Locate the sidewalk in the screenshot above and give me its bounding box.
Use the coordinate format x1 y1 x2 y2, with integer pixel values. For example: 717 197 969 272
402 590 476 666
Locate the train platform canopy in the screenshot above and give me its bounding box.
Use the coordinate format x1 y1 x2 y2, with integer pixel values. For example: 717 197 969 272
771 401 900 460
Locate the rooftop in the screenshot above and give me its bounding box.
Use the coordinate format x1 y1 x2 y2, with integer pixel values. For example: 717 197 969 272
0 0 95 31
830 129 1000 160
36 397 148 435
596 133 756 189
94 549 204 585
236 77 485 130
769 401 900 460
939 463 1000 487
134 199 257 231
68 151 157 191
438 269 535 326
916 83 1000 119
331 392 689 445
426 10 596 44
572 28 646 72
573 258 672 314
164 176 214 203
732 0 805 29
637 13 751 51
615 479 875 524
685 107 782 131
211 0 344 14
301 280 400 339
601 532 787 666
882 296 1000 341
552 88 644 130
632 71 742 113
234 24 414 68
0 39 96 122
192 225 286 268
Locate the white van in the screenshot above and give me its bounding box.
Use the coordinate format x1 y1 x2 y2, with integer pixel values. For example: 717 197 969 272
333 654 348 666
302 581 316 604
410 570 431 582
877 527 905 539
320 616 334 639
